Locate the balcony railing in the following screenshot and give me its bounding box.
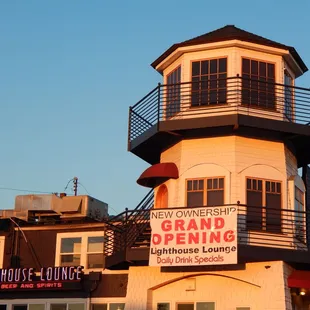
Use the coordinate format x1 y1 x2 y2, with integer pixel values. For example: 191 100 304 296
128 76 310 148
104 203 308 262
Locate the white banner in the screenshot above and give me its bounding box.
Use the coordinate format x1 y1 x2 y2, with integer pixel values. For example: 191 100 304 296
149 206 237 266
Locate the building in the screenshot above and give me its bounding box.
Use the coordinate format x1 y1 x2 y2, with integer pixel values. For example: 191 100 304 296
1 25 310 310
0 194 127 310
104 25 310 310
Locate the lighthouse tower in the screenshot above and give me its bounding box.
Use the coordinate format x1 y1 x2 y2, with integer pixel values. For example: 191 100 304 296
106 25 310 310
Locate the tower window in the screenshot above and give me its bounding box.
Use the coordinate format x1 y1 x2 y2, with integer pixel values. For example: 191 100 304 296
246 178 281 232
191 58 227 106
284 70 294 121
242 58 275 110
295 186 305 240
186 177 224 207
166 66 181 118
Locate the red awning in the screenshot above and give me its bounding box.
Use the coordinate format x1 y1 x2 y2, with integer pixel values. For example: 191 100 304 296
288 271 310 289
137 163 179 188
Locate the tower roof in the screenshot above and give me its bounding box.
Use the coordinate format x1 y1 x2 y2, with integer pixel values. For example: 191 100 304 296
151 25 308 73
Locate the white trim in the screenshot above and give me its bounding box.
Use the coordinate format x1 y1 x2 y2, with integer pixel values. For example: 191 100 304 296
155 40 295 72
55 231 105 272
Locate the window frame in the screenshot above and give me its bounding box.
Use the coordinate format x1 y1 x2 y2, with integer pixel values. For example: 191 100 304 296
166 65 182 119
294 186 305 240
55 231 105 271
186 177 225 207
246 177 282 232
91 304 126 310
190 57 228 107
241 57 276 110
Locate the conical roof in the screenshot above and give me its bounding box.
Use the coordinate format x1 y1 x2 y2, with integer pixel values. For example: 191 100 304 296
151 25 307 73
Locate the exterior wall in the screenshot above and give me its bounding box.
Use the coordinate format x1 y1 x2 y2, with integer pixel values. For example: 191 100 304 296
0 222 128 299
159 136 297 209
3 225 107 269
125 261 289 310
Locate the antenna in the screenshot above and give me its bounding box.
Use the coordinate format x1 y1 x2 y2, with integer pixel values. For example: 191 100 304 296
73 177 78 196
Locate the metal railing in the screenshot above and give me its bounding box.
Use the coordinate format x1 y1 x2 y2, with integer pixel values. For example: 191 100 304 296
128 76 310 147
104 190 154 257
105 202 308 259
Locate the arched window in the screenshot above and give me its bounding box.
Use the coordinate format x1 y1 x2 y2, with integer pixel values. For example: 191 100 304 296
155 185 168 209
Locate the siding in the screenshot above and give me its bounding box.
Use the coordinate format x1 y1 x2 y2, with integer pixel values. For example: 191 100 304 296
159 136 293 209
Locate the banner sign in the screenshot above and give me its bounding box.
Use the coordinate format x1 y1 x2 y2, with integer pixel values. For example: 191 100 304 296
149 206 237 266
0 266 83 291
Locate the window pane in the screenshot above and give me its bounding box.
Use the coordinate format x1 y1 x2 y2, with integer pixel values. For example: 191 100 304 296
187 192 203 207
13 306 27 310
51 305 67 310
268 63 275 77
0 306 7 310
60 254 81 266
61 238 81 253
266 193 281 233
207 190 224 206
68 304 85 310
197 302 215 310
177 305 194 310
109 304 125 310
210 59 217 74
201 61 209 75
207 179 212 189
192 62 200 76
88 236 104 252
242 59 250 74
157 304 170 310
219 58 227 73
88 253 104 268
92 306 107 310
29 305 45 310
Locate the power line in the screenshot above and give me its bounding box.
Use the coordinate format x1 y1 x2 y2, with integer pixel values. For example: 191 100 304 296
0 186 52 194
77 182 90 195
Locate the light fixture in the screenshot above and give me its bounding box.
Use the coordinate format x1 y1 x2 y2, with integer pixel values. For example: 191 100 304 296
300 289 306 296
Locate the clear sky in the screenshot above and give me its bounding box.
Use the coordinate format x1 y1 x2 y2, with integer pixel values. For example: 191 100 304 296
0 0 309 215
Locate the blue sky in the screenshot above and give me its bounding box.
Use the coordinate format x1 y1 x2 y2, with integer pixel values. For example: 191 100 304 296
0 0 309 214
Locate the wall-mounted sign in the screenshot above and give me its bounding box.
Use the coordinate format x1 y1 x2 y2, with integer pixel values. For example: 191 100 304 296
0 266 84 291
149 206 237 266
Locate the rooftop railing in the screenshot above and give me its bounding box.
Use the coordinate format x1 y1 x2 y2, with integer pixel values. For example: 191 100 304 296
128 76 310 148
104 202 308 260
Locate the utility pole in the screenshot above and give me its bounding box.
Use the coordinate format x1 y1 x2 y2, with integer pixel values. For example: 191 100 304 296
73 177 78 196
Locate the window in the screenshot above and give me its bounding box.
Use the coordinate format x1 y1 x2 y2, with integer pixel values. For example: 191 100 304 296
176 303 215 310
246 178 282 232
242 58 275 109
51 305 84 310
187 178 224 207
92 304 125 310
56 232 105 269
157 303 170 310
284 70 294 121
13 306 45 310
191 58 227 106
295 186 305 239
166 66 181 118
